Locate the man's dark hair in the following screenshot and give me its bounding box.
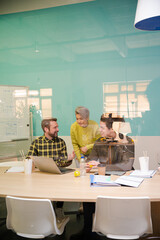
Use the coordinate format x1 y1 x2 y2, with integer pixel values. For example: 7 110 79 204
100 114 113 129
41 118 57 132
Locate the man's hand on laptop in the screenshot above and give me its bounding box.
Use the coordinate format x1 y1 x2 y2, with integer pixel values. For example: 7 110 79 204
62 151 75 167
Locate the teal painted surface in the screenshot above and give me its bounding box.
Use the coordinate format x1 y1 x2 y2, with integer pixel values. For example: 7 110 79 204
0 0 160 137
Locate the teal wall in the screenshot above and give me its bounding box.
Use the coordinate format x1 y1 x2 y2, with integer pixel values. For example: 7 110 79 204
0 0 160 137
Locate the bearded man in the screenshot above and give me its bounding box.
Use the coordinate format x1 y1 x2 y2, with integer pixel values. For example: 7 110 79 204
27 117 75 223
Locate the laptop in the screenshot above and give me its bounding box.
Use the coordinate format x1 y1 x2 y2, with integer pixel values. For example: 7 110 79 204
105 157 134 176
32 156 74 174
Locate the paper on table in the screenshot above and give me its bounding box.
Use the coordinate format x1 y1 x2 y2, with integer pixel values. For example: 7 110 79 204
7 166 24 173
115 175 144 188
90 175 119 187
130 170 156 178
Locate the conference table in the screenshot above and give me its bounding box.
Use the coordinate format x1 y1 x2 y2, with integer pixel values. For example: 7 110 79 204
0 165 160 234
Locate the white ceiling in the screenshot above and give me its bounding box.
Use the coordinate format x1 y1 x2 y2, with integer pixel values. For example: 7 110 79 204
0 0 94 15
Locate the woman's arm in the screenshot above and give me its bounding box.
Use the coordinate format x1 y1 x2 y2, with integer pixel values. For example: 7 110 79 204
70 125 81 161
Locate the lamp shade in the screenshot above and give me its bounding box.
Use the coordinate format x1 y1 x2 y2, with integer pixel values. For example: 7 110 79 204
119 122 131 135
134 0 160 30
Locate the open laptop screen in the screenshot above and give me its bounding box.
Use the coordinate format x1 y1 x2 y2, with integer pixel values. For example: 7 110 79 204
32 156 73 174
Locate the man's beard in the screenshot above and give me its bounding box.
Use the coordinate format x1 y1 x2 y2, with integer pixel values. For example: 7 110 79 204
48 131 58 138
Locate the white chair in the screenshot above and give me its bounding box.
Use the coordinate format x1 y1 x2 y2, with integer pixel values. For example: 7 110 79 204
6 196 69 239
92 196 153 240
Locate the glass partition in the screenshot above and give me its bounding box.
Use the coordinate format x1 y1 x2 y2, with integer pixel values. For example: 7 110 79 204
0 0 160 168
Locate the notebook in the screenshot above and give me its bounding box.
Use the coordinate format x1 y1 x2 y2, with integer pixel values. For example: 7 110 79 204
115 175 144 188
90 175 120 187
130 170 156 178
32 156 74 174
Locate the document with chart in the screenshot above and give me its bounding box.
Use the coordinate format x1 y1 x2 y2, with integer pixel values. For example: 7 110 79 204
115 175 144 188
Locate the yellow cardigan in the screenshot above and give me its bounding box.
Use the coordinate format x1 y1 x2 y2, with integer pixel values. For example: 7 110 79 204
70 120 101 161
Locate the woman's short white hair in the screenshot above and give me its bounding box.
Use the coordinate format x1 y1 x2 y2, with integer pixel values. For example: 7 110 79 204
75 106 89 119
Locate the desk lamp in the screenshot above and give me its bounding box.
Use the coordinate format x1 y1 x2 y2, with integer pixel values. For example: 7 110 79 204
119 122 131 144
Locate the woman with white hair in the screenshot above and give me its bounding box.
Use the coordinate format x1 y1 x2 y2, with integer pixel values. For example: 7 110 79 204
70 106 100 162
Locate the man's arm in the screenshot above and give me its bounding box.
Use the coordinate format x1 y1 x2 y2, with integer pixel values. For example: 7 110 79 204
55 140 75 167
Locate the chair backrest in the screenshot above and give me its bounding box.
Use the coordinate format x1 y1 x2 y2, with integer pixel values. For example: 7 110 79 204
6 196 69 239
92 196 153 240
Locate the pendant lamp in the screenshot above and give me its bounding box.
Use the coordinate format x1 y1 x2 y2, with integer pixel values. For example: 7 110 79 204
134 0 160 31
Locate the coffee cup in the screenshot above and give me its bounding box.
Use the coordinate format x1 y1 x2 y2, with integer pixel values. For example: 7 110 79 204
97 163 106 175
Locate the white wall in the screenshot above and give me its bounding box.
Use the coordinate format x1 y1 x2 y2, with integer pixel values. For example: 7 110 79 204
135 136 160 170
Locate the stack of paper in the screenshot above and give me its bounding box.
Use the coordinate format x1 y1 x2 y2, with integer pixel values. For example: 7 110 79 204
7 166 24 173
115 175 144 188
90 174 145 188
130 170 156 178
